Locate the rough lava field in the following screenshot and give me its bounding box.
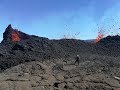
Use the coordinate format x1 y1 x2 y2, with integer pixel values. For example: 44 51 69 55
0 25 120 90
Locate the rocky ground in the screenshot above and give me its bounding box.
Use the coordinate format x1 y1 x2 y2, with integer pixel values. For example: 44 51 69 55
0 54 120 90
0 25 120 90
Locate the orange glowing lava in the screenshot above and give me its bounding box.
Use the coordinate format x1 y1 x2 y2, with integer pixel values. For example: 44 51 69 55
96 30 105 43
12 30 21 42
96 34 104 43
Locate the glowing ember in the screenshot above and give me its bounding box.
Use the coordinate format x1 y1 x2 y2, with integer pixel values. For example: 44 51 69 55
12 30 21 42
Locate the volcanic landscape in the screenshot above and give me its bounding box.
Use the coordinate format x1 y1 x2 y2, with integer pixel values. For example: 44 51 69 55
0 25 120 90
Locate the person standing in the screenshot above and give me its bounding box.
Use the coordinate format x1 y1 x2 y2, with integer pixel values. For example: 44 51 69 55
74 55 80 65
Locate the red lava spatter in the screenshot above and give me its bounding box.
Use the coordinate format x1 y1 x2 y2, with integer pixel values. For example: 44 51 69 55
12 30 21 42
96 30 105 43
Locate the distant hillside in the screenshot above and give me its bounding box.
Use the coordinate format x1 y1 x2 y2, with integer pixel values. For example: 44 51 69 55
84 39 96 43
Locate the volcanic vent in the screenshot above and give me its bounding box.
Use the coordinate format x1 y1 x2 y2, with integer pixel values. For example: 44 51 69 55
3 24 30 42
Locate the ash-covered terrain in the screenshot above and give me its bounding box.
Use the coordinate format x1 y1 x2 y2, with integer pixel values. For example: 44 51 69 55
0 25 120 90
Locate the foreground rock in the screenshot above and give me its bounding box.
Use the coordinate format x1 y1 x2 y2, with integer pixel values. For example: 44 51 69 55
0 54 120 90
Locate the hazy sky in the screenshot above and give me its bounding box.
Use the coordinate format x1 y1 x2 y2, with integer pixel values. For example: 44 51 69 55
0 0 120 41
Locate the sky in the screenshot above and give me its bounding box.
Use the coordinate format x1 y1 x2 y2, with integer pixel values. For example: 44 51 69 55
0 0 120 41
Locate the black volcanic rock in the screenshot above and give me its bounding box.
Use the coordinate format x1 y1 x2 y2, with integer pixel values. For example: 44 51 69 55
12 43 25 51
3 24 13 42
93 35 120 57
1 25 120 70
0 25 94 70
98 35 120 44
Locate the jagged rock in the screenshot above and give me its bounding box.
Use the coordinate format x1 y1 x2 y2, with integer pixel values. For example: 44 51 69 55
12 44 25 51
3 24 13 42
3 24 30 42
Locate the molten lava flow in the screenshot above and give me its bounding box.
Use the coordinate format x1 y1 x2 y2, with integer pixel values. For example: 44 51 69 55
12 30 21 42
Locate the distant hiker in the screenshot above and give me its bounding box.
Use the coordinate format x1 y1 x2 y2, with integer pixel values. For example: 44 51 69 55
74 55 80 65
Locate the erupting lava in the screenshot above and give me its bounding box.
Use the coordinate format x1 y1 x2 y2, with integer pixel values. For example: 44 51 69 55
12 30 21 42
96 34 104 43
96 30 105 43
